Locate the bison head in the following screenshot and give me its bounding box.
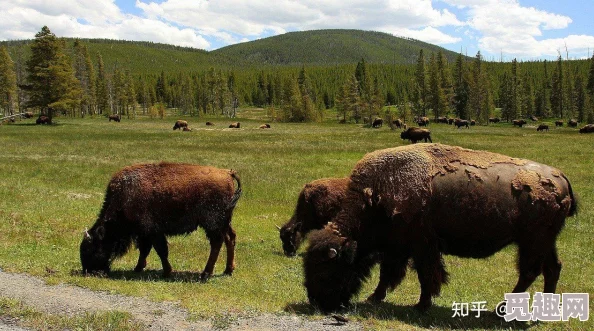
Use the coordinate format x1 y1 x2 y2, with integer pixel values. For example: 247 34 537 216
80 226 111 275
303 228 362 312
400 130 409 140
279 222 303 257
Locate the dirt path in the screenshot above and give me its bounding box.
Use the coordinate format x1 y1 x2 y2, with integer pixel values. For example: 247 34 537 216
0 270 361 330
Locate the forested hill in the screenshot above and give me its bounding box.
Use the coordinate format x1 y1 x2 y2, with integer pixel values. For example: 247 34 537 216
212 29 462 65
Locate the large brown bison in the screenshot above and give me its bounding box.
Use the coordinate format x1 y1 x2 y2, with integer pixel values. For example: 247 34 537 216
400 127 432 143
259 123 271 129
513 119 527 127
568 119 578 127
371 118 383 128
416 117 429 127
108 114 121 122
304 144 576 313
537 124 549 132
488 117 500 124
279 178 349 257
23 112 34 119
229 122 241 128
173 120 188 130
80 163 242 281
454 119 469 129
555 120 564 127
579 124 594 133
206 121 215 126
391 119 403 129
36 115 50 125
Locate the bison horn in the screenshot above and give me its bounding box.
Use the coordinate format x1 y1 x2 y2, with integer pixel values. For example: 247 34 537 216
84 227 91 239
328 248 338 259
275 224 281 231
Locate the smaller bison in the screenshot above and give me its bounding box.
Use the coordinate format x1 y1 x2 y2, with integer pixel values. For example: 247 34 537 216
206 121 215 126
488 117 500 124
182 127 192 132
173 120 188 130
279 178 349 257
437 117 449 124
259 123 271 129
392 119 404 129
400 127 432 143
108 114 121 122
229 122 241 128
537 124 549 132
80 163 242 280
454 119 469 129
579 124 594 133
470 120 476 126
372 118 383 128
23 112 34 119
513 119 527 127
568 119 578 128
416 117 429 127
555 120 563 127
36 116 50 125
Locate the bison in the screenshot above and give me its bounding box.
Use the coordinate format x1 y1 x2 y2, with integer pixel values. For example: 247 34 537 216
391 119 403 129
372 118 383 128
80 163 242 281
579 124 594 133
470 120 476 126
437 117 449 124
182 127 192 131
229 122 241 128
206 121 215 126
23 112 34 119
454 119 469 129
400 127 432 143
488 117 501 124
173 120 188 130
568 119 578 128
279 178 349 257
304 143 576 313
36 116 50 125
513 119 527 127
108 114 121 122
537 124 549 132
555 120 563 127
416 117 429 127
259 123 271 129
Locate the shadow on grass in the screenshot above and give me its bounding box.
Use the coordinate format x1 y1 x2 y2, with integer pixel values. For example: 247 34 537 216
285 301 532 330
73 269 230 283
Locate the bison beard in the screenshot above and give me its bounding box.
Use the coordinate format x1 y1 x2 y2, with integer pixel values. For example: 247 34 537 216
80 163 241 281
304 143 576 313
279 178 349 257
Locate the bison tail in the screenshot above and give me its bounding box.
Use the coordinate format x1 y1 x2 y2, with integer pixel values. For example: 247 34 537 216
563 174 577 217
229 171 242 209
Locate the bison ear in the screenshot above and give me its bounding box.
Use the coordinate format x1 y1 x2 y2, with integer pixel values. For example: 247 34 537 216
96 226 105 240
328 248 338 259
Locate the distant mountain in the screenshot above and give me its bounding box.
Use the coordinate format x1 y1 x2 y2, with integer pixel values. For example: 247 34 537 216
212 29 463 65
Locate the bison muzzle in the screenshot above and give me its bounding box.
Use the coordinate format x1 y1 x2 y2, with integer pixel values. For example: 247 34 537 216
80 163 242 281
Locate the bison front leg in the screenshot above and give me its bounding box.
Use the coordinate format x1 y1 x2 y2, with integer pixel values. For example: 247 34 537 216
367 254 409 303
412 245 448 312
152 234 173 278
223 226 236 276
201 234 225 281
134 236 153 272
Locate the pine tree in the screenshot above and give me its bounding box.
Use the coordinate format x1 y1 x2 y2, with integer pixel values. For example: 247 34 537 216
25 26 81 121
73 40 96 117
452 53 469 119
574 74 586 122
550 56 564 118
413 50 427 116
0 46 17 117
95 53 109 115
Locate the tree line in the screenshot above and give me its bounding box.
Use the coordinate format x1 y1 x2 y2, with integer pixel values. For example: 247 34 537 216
1 26 593 124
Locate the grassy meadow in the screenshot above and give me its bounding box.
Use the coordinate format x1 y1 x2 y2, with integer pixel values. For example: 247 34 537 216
0 111 592 330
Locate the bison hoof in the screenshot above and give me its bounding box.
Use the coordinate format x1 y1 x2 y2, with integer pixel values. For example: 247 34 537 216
223 268 234 276
366 291 386 303
200 271 212 282
414 301 432 313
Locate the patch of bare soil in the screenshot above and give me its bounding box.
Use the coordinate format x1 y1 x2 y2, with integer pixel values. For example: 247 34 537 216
0 270 361 330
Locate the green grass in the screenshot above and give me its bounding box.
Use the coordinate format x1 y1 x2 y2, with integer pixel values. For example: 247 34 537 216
0 112 592 330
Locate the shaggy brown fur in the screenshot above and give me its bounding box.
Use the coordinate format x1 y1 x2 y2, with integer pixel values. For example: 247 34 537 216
229 122 241 128
259 124 271 129
417 117 429 127
537 124 549 132
304 143 576 313
173 120 188 130
568 119 578 127
454 119 469 129
400 127 432 143
280 178 349 257
372 118 383 128
108 114 121 122
579 124 594 133
80 163 242 281
36 116 50 125
488 117 500 123
206 121 215 126
513 119 527 127
555 120 564 127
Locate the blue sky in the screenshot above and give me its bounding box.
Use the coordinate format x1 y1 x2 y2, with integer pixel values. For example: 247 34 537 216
1 0 593 61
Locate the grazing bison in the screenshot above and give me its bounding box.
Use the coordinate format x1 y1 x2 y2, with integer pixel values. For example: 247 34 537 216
392 119 403 129
400 127 432 143
206 121 215 126
23 112 34 119
454 119 469 129
448 118 455 125
555 120 564 127
80 163 242 280
568 119 578 128
437 117 449 124
416 117 429 127
279 178 350 257
513 119 527 127
488 117 501 124
173 120 188 130
470 120 476 126
537 124 549 132
259 123 271 129
108 114 121 122
36 116 50 125
229 122 241 128
372 118 383 128
182 127 192 131
579 124 594 133
303 143 576 313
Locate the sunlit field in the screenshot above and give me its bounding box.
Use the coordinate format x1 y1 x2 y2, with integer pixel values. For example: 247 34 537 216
0 110 592 330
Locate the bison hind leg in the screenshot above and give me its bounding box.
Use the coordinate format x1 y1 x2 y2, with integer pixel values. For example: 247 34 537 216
223 225 237 275
542 247 562 293
134 236 153 272
152 234 173 278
